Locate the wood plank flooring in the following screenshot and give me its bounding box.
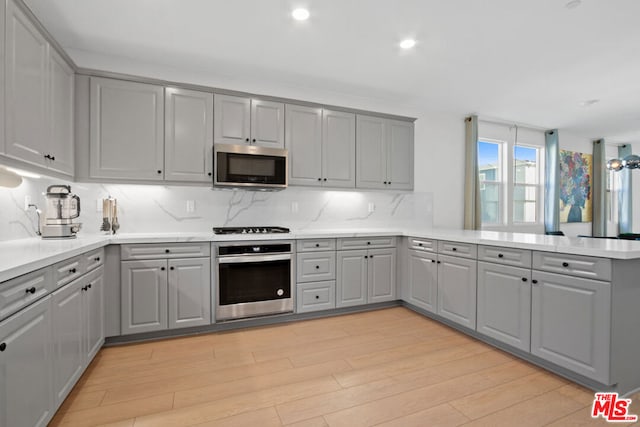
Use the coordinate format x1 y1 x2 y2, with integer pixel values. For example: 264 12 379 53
49 307 640 426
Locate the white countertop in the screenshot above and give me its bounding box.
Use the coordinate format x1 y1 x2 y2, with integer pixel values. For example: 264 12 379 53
2 228 640 283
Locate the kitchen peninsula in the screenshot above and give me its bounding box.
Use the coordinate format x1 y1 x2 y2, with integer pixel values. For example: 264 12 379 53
2 227 640 427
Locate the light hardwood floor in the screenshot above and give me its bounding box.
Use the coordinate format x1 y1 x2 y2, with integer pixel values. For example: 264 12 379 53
49 307 639 427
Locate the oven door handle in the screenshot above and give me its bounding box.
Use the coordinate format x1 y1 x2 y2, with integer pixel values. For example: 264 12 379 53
217 254 291 264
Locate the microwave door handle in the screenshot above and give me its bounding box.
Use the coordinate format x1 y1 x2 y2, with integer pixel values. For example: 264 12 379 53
217 254 291 264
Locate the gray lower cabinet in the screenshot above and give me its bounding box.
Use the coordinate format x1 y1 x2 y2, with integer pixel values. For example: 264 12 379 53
121 259 168 334
336 248 396 307
90 77 165 180
51 278 84 406
164 87 213 182
167 258 211 329
436 254 477 329
84 267 105 362
476 261 531 351
121 256 210 334
336 250 368 307
0 295 53 427
297 281 336 313
531 270 611 384
407 249 438 313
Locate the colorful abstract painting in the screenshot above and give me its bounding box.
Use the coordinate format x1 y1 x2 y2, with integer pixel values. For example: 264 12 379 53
559 150 592 223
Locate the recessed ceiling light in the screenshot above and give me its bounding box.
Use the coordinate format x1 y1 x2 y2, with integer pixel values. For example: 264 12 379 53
580 99 600 107
565 0 582 9
400 39 416 49
292 8 310 21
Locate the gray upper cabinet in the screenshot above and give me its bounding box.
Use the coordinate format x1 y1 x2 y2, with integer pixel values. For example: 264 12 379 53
48 49 74 175
476 261 531 351
4 0 74 176
436 254 477 329
4 0 49 168
214 94 284 148
323 109 356 187
286 104 323 186
356 115 414 190
531 270 611 384
90 77 164 180
164 87 213 182
0 295 53 427
286 105 355 188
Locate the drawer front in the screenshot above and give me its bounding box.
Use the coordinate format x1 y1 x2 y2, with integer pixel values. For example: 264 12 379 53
532 252 611 282
296 239 336 252
337 236 396 250
121 242 211 260
84 248 105 272
408 237 437 252
53 255 84 288
478 245 532 268
0 267 53 321
297 252 336 283
438 241 477 259
297 281 336 313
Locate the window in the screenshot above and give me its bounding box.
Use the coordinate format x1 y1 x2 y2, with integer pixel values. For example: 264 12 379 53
478 122 545 231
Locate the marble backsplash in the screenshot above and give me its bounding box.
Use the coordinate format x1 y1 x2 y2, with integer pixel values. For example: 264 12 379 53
0 176 433 241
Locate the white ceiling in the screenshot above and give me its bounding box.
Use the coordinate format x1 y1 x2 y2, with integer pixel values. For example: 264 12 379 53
24 0 640 142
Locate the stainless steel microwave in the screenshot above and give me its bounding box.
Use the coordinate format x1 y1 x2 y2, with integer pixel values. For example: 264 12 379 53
214 144 288 189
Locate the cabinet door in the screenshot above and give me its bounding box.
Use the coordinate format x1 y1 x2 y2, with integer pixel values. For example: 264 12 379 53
356 115 386 189
437 255 477 329
5 0 49 167
286 104 322 186
121 260 168 335
386 119 413 190
251 99 285 148
52 279 84 406
323 109 356 188
164 87 213 182
0 296 53 427
336 250 368 307
90 77 164 180
477 262 531 351
407 250 438 313
168 258 211 329
48 49 74 176
368 248 396 303
531 271 611 384
84 267 104 362
214 94 250 145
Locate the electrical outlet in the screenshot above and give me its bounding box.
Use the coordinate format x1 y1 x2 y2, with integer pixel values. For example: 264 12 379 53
291 201 299 213
24 195 31 210
186 200 196 213
368 202 375 213
96 199 102 212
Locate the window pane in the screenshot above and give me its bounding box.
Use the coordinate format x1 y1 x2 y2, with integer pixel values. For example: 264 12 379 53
514 184 536 222
481 182 500 224
478 141 500 182
514 145 537 184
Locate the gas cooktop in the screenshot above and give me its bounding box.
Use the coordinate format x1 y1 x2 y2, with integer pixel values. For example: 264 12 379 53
212 226 291 235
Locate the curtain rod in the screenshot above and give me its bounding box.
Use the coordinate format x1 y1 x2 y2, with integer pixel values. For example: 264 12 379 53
477 115 549 132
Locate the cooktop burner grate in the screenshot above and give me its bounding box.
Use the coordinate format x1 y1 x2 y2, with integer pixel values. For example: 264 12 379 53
213 226 290 235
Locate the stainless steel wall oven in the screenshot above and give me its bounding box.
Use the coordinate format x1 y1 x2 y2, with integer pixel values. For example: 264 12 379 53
214 241 294 320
